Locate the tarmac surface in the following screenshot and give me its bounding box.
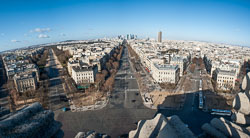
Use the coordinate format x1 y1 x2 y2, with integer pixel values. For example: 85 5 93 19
46 49 68 111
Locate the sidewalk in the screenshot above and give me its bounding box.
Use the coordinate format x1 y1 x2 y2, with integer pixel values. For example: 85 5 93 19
70 95 109 112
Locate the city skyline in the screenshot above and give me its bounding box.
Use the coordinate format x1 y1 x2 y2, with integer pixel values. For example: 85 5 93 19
0 0 250 52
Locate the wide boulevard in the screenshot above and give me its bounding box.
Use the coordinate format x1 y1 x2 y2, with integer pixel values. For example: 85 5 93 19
56 44 227 137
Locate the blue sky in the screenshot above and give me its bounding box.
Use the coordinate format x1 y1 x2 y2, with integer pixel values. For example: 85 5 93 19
0 0 249 51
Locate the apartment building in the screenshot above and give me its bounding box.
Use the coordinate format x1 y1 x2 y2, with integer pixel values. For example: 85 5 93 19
151 64 180 84
170 56 187 76
213 69 236 90
71 65 95 84
67 60 80 76
210 61 240 77
13 73 37 93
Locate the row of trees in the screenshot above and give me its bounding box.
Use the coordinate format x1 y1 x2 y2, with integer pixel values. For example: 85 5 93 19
0 55 7 87
30 49 49 80
51 47 71 67
7 80 50 111
6 49 51 112
189 57 206 73
127 45 139 60
30 49 49 68
95 45 124 92
192 57 204 66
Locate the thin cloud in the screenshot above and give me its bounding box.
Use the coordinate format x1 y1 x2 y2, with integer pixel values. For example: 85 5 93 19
11 40 21 43
60 33 66 36
1 33 5 36
30 28 51 33
38 34 50 38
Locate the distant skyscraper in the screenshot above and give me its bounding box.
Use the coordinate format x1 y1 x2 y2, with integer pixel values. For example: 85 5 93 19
158 31 162 42
126 34 129 40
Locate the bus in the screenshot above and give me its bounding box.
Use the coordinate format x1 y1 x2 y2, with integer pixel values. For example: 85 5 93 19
211 109 231 116
199 92 203 109
199 80 202 91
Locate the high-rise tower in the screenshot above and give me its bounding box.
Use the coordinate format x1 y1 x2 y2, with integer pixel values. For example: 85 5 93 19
158 31 162 42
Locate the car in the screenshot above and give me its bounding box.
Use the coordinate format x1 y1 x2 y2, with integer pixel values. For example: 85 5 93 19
62 107 69 112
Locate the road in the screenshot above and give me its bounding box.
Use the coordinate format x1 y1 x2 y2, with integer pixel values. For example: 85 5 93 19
56 45 231 137
56 45 156 137
108 46 143 109
46 49 68 111
158 63 231 135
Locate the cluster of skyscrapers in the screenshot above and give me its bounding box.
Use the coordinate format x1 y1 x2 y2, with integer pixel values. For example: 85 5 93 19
117 34 137 40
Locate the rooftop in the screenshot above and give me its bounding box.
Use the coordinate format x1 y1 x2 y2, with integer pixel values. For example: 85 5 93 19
154 63 179 70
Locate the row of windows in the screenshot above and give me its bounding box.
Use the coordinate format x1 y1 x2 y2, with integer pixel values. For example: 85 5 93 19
218 83 233 87
20 85 35 92
19 82 34 87
217 79 234 83
158 79 174 82
77 76 93 80
158 78 174 81
218 76 234 80
159 72 174 75
77 73 92 76
20 80 34 84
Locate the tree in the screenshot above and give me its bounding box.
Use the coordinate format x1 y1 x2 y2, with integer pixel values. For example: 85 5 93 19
102 69 108 78
113 61 119 70
103 75 115 92
8 95 16 112
189 63 196 73
40 73 48 80
198 58 203 65
9 89 18 109
115 49 119 54
192 58 198 64
36 80 50 109
106 62 112 71
200 63 205 69
117 54 122 61
5 80 15 90
113 53 118 59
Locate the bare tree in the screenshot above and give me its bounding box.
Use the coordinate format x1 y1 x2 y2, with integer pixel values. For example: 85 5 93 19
103 75 115 92
112 61 119 70
189 63 196 73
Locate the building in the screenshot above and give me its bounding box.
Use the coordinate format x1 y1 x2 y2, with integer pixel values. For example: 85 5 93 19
158 31 162 43
213 69 236 90
211 61 240 77
71 65 95 84
151 64 180 84
67 60 80 76
170 56 188 76
13 73 37 93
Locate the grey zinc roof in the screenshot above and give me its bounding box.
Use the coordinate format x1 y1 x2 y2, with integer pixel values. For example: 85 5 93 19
154 63 179 70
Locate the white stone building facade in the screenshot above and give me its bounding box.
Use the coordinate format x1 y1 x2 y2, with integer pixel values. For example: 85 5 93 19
151 64 180 84
71 66 95 84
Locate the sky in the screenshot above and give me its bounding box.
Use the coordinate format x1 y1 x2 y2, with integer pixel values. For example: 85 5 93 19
0 0 249 51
